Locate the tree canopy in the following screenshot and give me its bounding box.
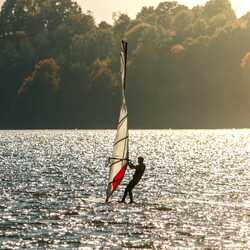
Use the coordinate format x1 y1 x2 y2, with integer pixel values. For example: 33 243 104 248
0 0 250 128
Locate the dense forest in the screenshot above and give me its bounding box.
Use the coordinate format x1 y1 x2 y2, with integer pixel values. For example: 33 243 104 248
0 0 250 129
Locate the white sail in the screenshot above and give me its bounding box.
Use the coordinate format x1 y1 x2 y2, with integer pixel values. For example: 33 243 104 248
106 41 128 202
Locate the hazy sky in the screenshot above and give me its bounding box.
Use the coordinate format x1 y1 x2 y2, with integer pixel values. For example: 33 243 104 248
79 0 249 23
0 0 249 24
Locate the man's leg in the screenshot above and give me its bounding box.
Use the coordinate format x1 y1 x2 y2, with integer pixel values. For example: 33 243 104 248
129 190 133 203
121 181 133 202
128 181 136 203
121 187 128 202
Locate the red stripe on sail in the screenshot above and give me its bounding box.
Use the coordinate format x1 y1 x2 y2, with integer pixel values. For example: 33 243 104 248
112 163 128 191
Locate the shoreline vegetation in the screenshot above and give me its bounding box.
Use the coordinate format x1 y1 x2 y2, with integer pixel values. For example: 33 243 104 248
0 0 250 129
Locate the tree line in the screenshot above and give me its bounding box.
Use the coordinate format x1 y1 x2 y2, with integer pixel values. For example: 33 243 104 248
0 0 250 129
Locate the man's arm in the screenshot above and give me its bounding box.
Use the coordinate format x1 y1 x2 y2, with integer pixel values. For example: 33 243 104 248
128 160 136 169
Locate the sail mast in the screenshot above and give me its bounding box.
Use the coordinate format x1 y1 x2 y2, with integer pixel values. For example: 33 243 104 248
106 41 128 202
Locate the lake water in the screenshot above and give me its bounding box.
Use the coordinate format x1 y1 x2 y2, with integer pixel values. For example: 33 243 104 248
0 130 250 249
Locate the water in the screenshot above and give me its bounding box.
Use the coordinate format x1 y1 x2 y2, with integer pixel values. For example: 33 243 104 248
0 130 250 249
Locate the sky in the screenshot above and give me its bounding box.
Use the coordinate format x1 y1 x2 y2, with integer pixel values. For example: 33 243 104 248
78 0 249 24
0 0 249 24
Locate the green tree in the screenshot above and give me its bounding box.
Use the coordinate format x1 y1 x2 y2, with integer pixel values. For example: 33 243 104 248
173 9 193 40
18 57 60 95
1 0 250 129
113 13 131 40
241 52 250 81
203 0 235 19
17 58 61 127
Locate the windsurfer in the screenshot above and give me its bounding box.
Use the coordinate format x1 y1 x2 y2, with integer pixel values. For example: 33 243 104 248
120 156 146 203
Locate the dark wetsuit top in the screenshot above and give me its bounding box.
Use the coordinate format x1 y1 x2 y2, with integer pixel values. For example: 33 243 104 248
129 162 146 185
122 161 146 202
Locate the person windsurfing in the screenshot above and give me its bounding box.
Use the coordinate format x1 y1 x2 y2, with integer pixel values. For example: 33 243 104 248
120 156 146 203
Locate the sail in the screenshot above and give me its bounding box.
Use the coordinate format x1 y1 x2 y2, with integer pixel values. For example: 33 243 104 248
106 41 128 202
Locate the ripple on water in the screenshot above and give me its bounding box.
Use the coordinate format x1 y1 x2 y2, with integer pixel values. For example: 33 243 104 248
0 130 250 249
